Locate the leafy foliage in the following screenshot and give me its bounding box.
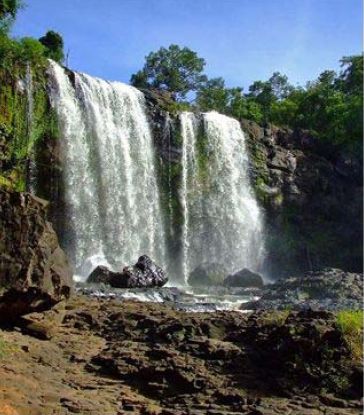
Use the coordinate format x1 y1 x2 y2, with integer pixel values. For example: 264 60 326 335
336 310 363 361
0 2 65 70
18 37 45 63
131 44 206 100
196 78 263 123
195 54 363 156
0 0 22 32
39 30 64 63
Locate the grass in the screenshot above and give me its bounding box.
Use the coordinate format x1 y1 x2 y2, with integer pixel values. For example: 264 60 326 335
336 310 363 361
0 334 10 359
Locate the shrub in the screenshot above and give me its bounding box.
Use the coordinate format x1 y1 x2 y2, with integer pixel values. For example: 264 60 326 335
39 30 64 63
336 310 363 361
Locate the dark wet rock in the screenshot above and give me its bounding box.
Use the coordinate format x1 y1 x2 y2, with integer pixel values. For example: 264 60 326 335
242 268 363 311
188 263 228 287
87 265 113 285
223 268 264 288
242 119 363 279
0 189 73 321
87 255 168 289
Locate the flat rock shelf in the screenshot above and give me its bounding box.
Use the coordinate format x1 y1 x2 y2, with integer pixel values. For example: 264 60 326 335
0 295 362 415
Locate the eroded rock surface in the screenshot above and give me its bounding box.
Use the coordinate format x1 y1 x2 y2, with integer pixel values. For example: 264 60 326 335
0 189 73 321
242 119 363 278
0 296 361 414
243 268 363 310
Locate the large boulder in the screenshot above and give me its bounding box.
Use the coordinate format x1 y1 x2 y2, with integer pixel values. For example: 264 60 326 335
0 189 73 321
188 263 228 287
87 255 168 288
223 268 264 288
87 265 112 285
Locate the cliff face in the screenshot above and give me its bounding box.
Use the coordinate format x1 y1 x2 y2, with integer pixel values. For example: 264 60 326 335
0 65 362 279
242 120 362 278
0 188 73 320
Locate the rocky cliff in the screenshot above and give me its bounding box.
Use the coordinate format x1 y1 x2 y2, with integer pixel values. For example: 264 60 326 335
242 120 363 277
0 189 73 320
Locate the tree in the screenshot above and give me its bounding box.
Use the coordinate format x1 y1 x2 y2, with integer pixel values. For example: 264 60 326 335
18 37 45 63
131 44 206 100
268 71 293 100
248 80 275 122
339 55 363 95
39 30 64 63
196 77 229 112
0 0 22 31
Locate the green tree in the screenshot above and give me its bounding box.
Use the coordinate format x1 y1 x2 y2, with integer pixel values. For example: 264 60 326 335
196 77 229 112
248 80 275 122
39 30 64 63
131 44 206 100
18 37 45 64
268 71 294 100
0 0 22 31
339 55 363 95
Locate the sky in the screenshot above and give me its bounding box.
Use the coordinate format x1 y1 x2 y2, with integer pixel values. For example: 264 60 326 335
12 0 362 90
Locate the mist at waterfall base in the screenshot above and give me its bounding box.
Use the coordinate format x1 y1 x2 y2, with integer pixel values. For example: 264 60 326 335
47 62 266 307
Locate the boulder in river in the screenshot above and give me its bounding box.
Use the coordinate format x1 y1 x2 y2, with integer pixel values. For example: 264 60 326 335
87 265 113 285
188 263 228 287
87 255 168 288
0 189 73 321
223 268 264 288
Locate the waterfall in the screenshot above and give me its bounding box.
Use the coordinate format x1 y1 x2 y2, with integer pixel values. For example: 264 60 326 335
47 61 166 279
179 111 265 282
180 112 198 283
25 62 37 193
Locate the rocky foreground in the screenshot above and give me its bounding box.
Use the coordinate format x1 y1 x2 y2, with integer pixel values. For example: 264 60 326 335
0 295 362 415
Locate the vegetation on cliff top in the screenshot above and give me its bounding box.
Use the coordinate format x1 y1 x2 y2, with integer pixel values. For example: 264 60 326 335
132 44 363 158
0 0 64 190
131 44 207 101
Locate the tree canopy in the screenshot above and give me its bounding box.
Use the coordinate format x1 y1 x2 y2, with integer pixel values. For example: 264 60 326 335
0 0 22 31
131 44 206 100
39 30 64 63
134 44 361 157
0 2 66 70
195 54 363 157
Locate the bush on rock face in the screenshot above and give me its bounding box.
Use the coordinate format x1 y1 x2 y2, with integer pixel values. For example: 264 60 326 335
0 189 73 321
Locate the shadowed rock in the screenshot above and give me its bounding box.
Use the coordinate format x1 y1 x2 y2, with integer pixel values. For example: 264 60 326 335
188 263 228 287
223 268 264 288
0 189 73 321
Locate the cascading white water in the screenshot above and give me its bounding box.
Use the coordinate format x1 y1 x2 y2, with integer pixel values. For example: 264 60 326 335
180 111 265 282
25 62 37 193
180 112 198 283
47 61 166 279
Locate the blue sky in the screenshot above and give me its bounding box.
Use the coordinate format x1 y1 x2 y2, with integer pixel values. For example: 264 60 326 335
13 0 362 89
